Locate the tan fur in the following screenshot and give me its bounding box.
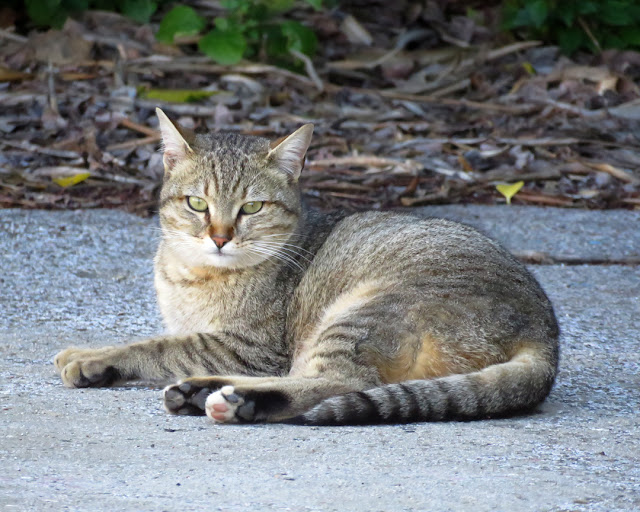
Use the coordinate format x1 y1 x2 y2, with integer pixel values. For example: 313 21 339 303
54 110 560 424
378 334 452 383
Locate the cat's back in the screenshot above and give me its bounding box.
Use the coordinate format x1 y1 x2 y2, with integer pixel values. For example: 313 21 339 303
306 211 518 281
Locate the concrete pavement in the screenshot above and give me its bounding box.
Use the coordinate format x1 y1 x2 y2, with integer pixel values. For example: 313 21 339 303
1 205 639 512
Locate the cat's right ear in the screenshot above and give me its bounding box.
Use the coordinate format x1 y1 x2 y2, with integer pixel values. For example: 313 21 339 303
156 108 193 174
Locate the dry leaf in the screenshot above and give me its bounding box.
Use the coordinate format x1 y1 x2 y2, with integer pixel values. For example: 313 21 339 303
0 66 32 82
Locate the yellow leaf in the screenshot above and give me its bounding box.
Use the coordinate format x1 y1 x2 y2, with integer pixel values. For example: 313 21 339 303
496 181 524 205
53 172 91 188
142 89 218 103
521 62 536 76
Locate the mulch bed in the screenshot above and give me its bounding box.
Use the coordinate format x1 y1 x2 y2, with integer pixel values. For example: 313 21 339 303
1 5 639 216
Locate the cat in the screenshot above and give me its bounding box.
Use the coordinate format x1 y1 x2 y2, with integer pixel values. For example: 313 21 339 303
54 108 559 425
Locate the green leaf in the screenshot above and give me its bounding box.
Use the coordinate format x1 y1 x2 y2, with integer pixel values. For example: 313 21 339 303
619 26 640 47
576 1 599 15
199 28 247 65
508 7 532 29
265 0 295 11
602 33 627 50
221 0 250 15
526 0 548 29
119 0 156 23
26 0 66 27
214 16 246 31
142 89 219 103
500 3 522 29
557 26 585 54
600 1 635 26
304 0 323 10
280 20 317 55
156 6 207 44
264 25 288 57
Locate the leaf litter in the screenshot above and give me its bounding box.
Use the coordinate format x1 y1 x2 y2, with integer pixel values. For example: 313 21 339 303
0 4 639 216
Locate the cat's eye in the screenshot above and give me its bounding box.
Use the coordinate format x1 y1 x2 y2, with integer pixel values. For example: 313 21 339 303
187 196 208 212
240 201 263 215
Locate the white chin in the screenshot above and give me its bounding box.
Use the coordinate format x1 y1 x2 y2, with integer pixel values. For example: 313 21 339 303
205 250 267 269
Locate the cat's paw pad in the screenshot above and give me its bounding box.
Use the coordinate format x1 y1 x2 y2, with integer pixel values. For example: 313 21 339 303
163 381 213 416
60 359 119 388
205 386 254 423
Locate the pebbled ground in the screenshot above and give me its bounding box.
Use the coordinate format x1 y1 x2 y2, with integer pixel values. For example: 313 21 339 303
1 206 639 512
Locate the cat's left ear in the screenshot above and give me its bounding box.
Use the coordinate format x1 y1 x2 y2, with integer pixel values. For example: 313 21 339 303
268 124 314 182
156 108 193 174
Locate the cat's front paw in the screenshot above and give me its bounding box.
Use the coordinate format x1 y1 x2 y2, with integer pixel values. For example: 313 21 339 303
163 379 223 416
55 348 119 388
54 347 81 373
60 359 119 388
204 386 290 423
205 386 250 423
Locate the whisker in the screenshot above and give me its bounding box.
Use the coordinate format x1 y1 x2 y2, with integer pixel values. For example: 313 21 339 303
247 244 304 272
253 241 313 263
251 246 304 271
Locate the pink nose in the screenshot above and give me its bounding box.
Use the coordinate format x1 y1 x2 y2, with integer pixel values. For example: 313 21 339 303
211 235 230 249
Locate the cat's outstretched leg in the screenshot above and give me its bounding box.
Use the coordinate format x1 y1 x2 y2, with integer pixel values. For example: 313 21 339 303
162 375 372 422
54 331 285 388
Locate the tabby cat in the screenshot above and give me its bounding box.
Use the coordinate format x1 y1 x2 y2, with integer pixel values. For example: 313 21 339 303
54 108 559 425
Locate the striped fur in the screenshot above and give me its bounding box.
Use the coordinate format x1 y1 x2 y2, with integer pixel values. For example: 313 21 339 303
54 111 559 425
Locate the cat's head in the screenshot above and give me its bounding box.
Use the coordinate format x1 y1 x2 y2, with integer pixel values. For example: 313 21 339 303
156 108 313 270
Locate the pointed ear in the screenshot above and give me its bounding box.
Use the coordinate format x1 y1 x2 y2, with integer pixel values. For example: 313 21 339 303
268 124 314 181
156 108 193 173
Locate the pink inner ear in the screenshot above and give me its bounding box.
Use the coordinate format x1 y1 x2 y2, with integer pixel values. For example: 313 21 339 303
269 125 313 179
162 150 181 170
157 108 192 172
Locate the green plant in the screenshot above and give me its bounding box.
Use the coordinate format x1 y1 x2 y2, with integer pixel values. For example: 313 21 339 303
502 0 640 54
24 0 161 27
158 0 321 66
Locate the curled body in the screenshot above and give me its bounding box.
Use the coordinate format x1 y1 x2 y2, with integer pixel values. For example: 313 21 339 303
54 110 559 425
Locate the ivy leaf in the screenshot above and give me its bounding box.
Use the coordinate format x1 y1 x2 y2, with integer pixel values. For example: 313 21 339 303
280 20 317 56
496 181 524 205
199 28 247 65
156 6 207 44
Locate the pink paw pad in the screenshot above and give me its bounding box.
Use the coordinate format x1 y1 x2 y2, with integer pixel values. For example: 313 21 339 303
205 385 242 423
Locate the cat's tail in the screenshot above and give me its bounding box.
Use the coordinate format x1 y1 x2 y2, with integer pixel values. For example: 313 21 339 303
292 344 558 425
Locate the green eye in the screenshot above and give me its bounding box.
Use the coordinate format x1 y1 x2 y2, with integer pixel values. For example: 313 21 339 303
187 196 208 212
240 201 263 215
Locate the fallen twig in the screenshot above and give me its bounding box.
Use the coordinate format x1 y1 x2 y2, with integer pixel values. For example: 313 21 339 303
106 134 160 152
1 140 80 159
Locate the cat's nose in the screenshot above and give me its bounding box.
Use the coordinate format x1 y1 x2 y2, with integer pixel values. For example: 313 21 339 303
211 235 230 249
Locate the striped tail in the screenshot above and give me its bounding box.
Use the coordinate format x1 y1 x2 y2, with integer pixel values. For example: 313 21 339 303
293 347 558 425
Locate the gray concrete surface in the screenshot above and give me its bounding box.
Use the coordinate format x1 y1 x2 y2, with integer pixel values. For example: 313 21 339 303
1 205 639 512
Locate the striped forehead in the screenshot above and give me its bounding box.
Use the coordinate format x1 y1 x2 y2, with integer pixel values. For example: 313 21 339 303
193 134 268 196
